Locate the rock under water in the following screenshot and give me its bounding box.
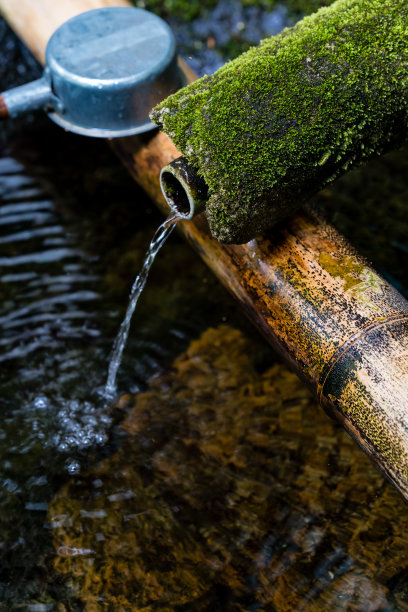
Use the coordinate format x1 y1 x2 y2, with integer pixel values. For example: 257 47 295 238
50 325 408 610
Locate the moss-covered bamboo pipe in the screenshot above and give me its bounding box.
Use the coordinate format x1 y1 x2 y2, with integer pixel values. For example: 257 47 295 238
3 0 408 503
151 0 408 243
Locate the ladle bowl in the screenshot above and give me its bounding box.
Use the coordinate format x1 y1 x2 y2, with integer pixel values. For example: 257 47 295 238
0 7 185 137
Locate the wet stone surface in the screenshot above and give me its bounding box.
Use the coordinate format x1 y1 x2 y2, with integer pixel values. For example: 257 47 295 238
168 0 294 76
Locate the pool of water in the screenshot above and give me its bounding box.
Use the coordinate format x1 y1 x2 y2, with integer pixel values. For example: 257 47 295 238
2 4 408 610
0 119 257 609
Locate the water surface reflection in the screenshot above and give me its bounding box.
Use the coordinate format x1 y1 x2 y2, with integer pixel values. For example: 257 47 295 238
0 127 235 606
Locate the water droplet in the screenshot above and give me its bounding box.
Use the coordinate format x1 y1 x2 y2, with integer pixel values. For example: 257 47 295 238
65 458 81 475
34 396 48 409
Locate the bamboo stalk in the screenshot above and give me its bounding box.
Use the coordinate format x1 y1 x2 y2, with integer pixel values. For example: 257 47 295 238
2 0 408 502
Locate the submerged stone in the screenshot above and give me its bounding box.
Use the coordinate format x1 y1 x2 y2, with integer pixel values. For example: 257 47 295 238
151 0 408 243
50 325 408 610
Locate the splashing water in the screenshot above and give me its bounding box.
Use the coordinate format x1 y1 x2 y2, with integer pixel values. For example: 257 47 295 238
104 213 180 399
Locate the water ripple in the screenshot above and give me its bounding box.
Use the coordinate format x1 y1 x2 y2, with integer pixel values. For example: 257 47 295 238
0 200 55 215
0 211 55 226
0 225 63 244
0 156 102 374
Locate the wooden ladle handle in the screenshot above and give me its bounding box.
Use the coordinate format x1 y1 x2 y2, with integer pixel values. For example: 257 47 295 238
0 94 9 119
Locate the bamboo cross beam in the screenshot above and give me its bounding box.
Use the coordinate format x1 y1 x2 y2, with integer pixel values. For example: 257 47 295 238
2 0 408 502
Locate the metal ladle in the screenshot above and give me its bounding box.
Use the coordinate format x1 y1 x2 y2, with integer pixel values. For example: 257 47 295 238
0 6 185 137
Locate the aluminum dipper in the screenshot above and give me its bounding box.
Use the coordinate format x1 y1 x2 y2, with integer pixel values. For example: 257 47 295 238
0 6 184 137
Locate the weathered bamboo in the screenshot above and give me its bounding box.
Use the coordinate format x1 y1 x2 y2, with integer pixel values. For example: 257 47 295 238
2 0 408 502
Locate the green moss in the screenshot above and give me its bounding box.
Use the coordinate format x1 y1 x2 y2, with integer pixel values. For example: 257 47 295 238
334 374 408 483
133 0 333 22
286 0 334 13
151 0 408 243
319 252 364 291
133 0 217 20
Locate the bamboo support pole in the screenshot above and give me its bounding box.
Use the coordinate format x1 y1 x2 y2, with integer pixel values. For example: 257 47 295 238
2 0 408 501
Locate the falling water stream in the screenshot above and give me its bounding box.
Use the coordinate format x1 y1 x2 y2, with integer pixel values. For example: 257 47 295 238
104 212 180 399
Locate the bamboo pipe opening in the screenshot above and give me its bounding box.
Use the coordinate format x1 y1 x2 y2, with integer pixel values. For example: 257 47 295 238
160 156 208 220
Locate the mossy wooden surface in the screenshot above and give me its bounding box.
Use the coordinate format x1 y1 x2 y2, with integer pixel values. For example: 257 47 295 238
152 0 408 243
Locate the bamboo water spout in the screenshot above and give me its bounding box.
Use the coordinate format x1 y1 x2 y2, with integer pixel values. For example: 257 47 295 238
2 0 408 503
160 157 208 219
